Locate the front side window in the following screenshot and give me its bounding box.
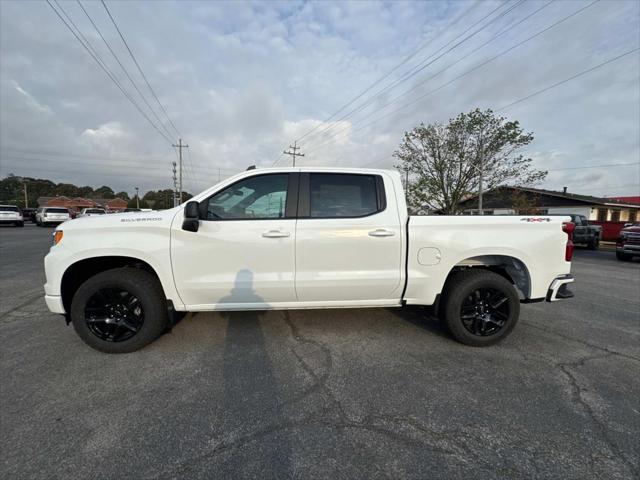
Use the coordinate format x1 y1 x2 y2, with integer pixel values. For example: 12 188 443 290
309 174 379 218
205 174 289 220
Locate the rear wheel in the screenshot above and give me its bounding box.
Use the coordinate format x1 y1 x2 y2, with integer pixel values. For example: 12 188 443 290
587 238 599 250
442 269 520 347
70 268 168 353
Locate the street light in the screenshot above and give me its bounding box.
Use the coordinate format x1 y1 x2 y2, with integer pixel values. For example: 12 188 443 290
135 187 139 209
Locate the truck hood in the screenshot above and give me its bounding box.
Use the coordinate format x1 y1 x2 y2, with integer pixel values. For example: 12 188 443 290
58 208 179 231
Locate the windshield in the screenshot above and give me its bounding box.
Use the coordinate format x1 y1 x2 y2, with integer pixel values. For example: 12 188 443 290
0 206 19 212
86 209 105 214
46 208 68 214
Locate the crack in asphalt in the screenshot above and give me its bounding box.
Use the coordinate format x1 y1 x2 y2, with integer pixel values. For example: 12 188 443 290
557 352 639 478
0 292 44 321
523 321 640 363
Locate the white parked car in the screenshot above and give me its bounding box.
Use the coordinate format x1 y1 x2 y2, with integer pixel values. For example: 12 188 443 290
78 208 107 217
44 168 575 353
0 205 24 227
36 207 70 227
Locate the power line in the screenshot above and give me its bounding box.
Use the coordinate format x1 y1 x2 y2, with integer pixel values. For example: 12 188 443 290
306 0 602 154
45 0 174 145
76 0 176 142
294 0 486 144
495 48 640 111
101 0 182 139
301 0 525 149
546 162 640 172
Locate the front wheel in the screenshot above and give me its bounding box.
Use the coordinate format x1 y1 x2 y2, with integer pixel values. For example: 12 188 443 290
70 268 168 353
442 270 520 347
616 251 632 261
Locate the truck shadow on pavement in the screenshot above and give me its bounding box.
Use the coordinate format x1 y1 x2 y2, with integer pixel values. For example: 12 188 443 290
215 270 293 477
386 305 453 342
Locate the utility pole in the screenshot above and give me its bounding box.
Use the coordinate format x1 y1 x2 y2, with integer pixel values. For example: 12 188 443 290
23 181 28 208
172 138 189 203
135 186 139 209
477 138 484 216
283 140 305 167
172 162 178 207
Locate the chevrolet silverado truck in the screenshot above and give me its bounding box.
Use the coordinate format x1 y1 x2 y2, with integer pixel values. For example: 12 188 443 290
44 168 575 353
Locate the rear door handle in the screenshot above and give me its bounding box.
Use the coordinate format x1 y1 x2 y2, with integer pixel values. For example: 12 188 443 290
262 230 291 238
368 228 395 237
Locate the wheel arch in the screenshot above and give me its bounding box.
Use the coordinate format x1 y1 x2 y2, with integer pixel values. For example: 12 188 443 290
449 254 532 300
60 256 165 314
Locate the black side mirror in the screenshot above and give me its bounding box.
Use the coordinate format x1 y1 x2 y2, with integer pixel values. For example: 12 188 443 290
182 201 200 232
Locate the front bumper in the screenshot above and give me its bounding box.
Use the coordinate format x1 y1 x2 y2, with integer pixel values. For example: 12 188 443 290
546 274 575 302
617 244 640 255
45 295 66 314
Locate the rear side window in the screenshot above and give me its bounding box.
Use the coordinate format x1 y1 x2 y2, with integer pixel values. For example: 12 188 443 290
308 174 381 218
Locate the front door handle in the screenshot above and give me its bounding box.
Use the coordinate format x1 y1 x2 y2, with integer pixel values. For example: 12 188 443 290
368 228 395 237
262 230 291 238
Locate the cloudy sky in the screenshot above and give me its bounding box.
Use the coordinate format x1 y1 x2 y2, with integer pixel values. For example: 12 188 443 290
0 0 638 197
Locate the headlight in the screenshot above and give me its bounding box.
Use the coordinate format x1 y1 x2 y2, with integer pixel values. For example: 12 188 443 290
52 230 64 246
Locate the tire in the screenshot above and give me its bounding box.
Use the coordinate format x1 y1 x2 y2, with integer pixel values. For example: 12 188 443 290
70 268 168 353
441 269 520 347
587 238 599 250
616 251 632 261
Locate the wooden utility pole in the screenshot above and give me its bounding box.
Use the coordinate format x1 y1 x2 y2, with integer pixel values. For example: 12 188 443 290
135 187 139 209
23 181 28 208
172 138 189 203
283 140 305 167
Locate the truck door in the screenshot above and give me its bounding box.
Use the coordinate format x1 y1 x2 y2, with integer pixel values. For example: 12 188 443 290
295 172 403 303
171 173 298 309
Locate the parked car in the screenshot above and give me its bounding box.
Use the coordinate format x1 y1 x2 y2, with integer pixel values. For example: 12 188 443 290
36 207 70 226
553 214 601 249
616 223 640 261
21 207 36 222
44 168 575 353
78 208 107 217
0 205 24 227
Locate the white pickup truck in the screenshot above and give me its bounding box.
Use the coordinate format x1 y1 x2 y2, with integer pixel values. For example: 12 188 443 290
44 168 575 353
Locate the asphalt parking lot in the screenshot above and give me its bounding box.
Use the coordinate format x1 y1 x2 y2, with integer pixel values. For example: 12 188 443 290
1 224 639 479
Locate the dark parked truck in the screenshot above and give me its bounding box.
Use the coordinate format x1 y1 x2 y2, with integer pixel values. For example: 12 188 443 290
558 214 602 249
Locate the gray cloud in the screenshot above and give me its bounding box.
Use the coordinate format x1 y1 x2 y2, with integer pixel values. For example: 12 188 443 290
0 0 638 197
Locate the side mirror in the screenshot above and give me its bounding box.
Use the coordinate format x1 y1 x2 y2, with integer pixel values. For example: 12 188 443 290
182 201 200 232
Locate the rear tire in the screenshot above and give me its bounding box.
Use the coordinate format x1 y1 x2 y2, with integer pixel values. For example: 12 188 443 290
587 238 599 250
442 269 520 347
70 268 168 353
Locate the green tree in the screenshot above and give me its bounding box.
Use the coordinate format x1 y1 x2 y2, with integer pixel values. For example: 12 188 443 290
115 191 130 200
92 186 115 199
394 108 546 214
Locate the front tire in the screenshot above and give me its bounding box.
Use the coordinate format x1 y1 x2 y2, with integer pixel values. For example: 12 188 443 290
70 268 168 353
442 269 520 347
616 251 632 261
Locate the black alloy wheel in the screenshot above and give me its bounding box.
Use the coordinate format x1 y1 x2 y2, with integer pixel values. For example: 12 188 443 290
85 288 144 342
460 288 510 337
441 269 520 346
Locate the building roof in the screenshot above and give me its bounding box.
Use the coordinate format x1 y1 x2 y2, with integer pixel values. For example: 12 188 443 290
458 186 640 210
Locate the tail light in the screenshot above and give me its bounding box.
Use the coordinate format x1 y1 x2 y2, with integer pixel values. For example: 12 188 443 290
562 222 575 261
